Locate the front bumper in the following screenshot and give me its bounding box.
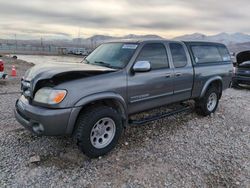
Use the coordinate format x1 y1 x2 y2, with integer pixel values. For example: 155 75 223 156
232 75 250 85
14 95 74 136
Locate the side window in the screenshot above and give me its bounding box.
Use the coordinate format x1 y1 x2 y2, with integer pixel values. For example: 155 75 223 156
191 45 223 63
136 43 169 69
217 46 231 61
169 43 188 68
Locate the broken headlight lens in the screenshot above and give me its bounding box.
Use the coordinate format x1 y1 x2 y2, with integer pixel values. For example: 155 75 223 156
34 87 67 105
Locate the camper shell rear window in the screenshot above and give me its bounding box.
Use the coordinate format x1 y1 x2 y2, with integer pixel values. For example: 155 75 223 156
191 44 231 64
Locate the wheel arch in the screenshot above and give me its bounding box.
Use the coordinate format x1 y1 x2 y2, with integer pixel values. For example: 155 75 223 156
66 92 128 135
200 76 223 98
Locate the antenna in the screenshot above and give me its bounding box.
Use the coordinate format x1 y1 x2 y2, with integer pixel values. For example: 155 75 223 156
78 28 80 38
15 34 17 50
14 34 17 54
41 37 43 47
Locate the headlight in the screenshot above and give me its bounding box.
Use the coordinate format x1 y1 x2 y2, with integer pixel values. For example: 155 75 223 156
34 87 67 104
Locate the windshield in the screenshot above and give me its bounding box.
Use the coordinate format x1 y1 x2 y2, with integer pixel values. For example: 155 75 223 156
85 43 138 69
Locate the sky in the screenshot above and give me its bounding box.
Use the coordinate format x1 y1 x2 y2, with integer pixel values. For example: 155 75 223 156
0 0 250 40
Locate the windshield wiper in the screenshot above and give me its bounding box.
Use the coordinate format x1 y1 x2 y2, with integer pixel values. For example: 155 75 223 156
94 61 120 69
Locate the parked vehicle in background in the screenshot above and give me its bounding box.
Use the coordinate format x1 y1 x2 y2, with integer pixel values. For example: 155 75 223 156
15 40 233 158
0 59 8 79
232 51 250 87
67 48 89 56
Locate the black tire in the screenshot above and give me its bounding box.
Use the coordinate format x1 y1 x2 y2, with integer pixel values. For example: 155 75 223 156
74 106 123 158
195 86 220 116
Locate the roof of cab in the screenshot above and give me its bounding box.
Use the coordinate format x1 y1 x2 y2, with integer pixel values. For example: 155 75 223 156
105 39 169 43
183 41 226 47
106 39 226 46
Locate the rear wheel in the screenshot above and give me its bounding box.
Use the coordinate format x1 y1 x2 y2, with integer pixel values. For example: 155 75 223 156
195 86 219 116
74 106 123 158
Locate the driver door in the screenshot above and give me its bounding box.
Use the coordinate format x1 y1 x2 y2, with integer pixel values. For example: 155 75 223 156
127 43 174 114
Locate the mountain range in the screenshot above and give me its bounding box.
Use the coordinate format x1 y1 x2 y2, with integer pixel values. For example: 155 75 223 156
1 32 250 52
173 32 250 45
79 32 250 52
72 34 163 47
81 32 250 45
71 32 250 52
172 33 250 52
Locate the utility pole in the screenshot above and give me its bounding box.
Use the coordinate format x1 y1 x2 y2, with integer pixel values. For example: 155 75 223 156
78 28 81 47
41 37 44 52
91 38 93 50
41 37 43 47
14 34 17 54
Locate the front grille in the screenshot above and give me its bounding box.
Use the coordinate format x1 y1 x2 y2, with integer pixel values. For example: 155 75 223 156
237 68 250 77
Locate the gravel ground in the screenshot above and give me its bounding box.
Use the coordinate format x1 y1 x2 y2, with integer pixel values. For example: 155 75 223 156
0 57 249 187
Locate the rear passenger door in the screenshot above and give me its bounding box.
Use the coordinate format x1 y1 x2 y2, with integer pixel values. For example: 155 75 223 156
169 42 194 101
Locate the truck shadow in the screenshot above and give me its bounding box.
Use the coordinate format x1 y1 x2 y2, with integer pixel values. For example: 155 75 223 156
14 102 200 169
121 106 197 150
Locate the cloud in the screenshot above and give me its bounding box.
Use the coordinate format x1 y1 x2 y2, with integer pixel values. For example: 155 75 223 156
0 0 249 39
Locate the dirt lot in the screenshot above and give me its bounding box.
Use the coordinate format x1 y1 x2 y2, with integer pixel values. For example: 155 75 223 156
0 57 249 187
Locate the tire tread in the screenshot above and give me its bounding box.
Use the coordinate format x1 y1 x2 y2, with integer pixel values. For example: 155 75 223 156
74 106 123 158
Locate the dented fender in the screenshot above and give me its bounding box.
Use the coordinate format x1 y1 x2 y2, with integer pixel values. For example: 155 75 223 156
74 92 127 115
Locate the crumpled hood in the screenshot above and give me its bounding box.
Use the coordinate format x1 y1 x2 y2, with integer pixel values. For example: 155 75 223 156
236 51 250 65
24 62 115 82
22 62 116 96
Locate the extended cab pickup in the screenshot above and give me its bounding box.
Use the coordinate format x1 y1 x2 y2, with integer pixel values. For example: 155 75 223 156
15 40 233 158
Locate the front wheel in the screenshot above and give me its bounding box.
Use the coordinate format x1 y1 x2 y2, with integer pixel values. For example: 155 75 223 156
74 106 123 158
195 86 220 116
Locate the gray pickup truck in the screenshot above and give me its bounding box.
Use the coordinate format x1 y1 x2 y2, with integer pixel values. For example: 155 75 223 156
15 40 233 158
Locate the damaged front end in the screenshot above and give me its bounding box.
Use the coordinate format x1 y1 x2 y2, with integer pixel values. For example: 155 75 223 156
21 63 116 102
16 63 117 136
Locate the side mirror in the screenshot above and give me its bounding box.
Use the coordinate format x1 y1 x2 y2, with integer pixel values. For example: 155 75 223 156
133 61 151 72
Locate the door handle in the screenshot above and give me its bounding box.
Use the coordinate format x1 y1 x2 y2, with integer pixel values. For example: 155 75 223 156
175 72 182 77
165 73 171 78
